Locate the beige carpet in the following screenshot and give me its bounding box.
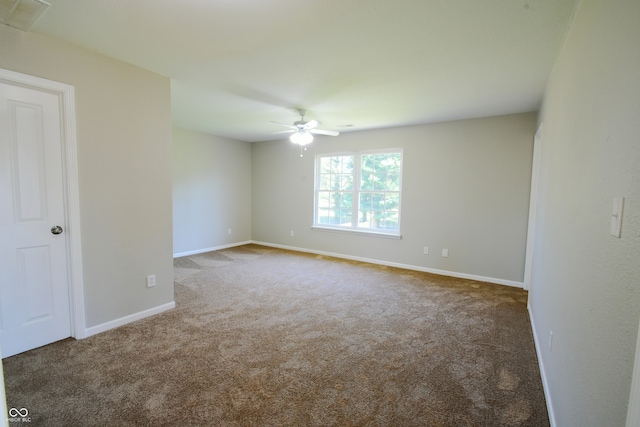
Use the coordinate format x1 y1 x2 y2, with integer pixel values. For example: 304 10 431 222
3 244 548 426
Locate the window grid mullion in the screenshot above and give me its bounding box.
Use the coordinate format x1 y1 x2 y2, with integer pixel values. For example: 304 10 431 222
352 154 361 229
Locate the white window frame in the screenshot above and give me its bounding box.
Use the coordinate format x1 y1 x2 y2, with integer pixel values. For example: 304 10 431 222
312 149 403 239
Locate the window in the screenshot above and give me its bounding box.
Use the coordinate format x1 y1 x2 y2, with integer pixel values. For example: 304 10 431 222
314 150 403 237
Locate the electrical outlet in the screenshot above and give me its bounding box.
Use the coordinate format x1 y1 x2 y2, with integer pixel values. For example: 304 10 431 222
442 249 449 258
548 330 553 351
290 230 295 237
423 246 429 255
228 228 232 235
146 274 156 288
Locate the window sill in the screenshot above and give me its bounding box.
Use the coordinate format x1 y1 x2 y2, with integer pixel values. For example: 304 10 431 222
311 226 402 240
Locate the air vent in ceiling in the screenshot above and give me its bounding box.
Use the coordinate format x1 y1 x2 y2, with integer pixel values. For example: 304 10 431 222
0 0 49 32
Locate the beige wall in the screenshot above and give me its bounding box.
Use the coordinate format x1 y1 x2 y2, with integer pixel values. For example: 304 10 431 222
530 0 640 424
0 25 174 328
252 113 536 284
172 127 252 255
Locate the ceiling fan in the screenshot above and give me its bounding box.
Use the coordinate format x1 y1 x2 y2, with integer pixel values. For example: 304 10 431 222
271 109 339 148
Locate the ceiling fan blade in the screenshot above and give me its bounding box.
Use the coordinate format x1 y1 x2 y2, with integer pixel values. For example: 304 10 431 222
270 120 296 128
302 119 320 130
271 130 295 134
310 129 340 136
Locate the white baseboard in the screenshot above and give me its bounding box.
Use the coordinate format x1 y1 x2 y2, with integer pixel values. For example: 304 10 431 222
528 300 556 427
173 241 253 258
251 241 524 288
83 301 175 338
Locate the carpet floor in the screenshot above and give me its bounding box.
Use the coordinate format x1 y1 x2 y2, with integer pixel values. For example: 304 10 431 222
3 244 548 426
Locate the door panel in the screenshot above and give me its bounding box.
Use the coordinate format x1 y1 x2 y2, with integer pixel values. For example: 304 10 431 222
18 246 54 323
11 101 47 221
0 81 71 358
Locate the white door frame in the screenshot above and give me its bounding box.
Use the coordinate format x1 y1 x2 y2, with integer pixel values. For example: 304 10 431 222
0 68 85 340
627 316 640 426
0 343 6 427
523 123 543 291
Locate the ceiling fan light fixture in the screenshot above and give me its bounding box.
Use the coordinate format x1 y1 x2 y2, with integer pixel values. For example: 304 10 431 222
290 130 313 146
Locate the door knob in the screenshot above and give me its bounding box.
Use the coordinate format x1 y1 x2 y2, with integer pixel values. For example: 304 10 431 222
51 225 63 235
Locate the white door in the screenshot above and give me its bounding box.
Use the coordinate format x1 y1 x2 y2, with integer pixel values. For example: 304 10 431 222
0 81 72 358
523 124 543 291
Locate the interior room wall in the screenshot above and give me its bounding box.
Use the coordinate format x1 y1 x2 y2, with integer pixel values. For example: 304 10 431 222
530 0 640 424
252 113 536 285
0 25 174 329
172 127 252 256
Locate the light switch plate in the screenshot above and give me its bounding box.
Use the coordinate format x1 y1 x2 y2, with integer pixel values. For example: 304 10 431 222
610 197 624 238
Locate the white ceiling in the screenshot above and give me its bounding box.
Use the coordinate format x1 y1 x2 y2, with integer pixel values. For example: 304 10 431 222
29 0 578 142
